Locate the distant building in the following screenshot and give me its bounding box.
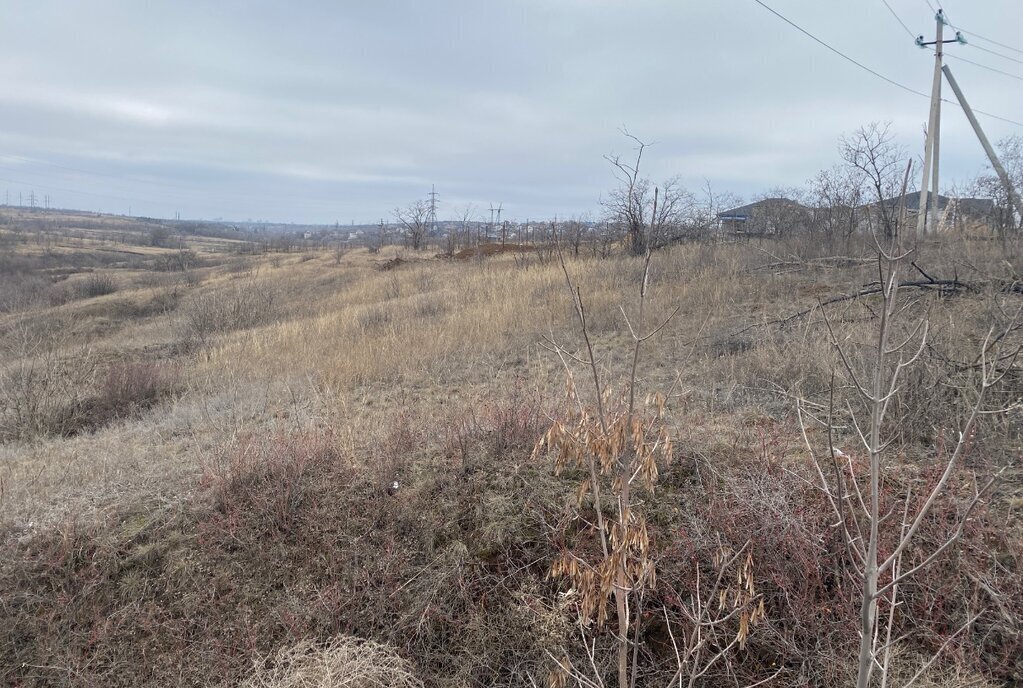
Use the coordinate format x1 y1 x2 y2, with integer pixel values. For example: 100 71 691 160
717 198 811 235
876 193 995 231
883 193 992 213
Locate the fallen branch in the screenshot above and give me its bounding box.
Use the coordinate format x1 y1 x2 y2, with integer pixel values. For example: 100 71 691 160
729 275 1021 340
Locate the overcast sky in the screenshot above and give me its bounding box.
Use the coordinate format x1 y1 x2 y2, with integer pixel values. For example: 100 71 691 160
0 0 1020 224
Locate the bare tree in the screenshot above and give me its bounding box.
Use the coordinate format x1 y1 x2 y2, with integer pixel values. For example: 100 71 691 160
972 134 1023 236
809 165 865 247
679 181 740 241
394 199 430 251
458 203 477 251
841 123 906 241
602 130 691 254
562 218 587 257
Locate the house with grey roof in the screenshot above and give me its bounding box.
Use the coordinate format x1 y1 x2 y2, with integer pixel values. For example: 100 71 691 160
717 198 811 236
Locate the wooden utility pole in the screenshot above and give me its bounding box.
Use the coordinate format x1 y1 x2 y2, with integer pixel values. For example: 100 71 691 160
942 64 1023 232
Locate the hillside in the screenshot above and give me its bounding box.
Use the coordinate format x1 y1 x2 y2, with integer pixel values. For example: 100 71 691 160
1 214 1021 687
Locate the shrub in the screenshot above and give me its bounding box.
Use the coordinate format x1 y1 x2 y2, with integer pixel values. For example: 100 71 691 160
153 248 199 272
182 282 278 350
0 324 99 440
148 227 172 247
442 385 547 472
0 348 177 441
199 430 344 539
0 271 51 313
85 360 178 427
47 273 118 305
78 274 118 298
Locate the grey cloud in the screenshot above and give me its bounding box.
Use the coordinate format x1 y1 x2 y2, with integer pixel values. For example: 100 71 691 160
0 0 1019 223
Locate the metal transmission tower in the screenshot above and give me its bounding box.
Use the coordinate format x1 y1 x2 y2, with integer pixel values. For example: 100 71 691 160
915 9 965 235
428 185 439 237
487 202 503 242
28 191 36 210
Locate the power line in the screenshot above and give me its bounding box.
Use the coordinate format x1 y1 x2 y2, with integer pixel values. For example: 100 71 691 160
922 0 960 31
880 0 916 39
970 43 1023 66
946 54 1023 82
753 0 929 98
876 4 1022 87
963 105 1023 128
960 29 1023 56
752 0 1023 128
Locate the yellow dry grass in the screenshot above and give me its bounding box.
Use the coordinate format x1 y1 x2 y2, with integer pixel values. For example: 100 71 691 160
1 225 1019 531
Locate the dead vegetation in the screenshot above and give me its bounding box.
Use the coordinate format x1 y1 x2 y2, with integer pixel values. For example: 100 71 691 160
0 209 1020 687
241 636 424 688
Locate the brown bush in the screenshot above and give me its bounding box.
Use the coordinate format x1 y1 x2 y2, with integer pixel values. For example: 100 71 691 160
200 429 345 539
0 271 51 313
87 360 179 425
47 273 117 305
0 324 99 440
441 383 547 473
182 281 278 350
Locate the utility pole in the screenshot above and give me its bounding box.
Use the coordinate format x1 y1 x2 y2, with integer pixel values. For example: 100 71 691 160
942 65 1023 232
428 185 438 237
914 10 963 235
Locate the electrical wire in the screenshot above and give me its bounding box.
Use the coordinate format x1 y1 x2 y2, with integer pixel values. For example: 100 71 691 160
970 43 1023 66
753 0 930 98
960 29 1023 56
881 0 917 39
946 54 1023 82
752 0 1023 128
960 105 1023 128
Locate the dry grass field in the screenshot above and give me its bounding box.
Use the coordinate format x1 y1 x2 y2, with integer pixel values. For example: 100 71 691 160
1 208 1020 686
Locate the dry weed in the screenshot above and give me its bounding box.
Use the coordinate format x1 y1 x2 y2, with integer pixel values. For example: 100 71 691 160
241 636 423 688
